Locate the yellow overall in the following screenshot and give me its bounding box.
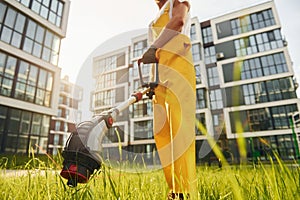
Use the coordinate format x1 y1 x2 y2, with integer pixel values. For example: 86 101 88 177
151 2 197 196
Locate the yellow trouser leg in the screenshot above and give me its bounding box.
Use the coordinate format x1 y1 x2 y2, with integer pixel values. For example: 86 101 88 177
153 59 196 195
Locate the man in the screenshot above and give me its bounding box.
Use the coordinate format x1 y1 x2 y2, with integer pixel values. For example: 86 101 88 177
138 0 197 199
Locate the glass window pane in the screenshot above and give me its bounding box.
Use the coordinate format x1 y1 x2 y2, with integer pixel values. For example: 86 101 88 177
0 52 6 75
1 27 12 43
20 111 31 134
5 56 16 78
20 0 30 7
38 69 47 88
41 115 50 137
35 26 45 43
1 78 13 96
15 82 26 99
8 109 21 132
56 17 61 27
42 47 51 62
51 0 58 12
52 35 60 52
40 6 48 19
36 88 45 105
18 61 29 82
0 106 7 131
32 1 41 13
46 72 53 90
49 12 56 24
23 38 34 53
26 20 37 39
11 32 22 48
33 43 42 57
15 14 26 33
42 0 50 7
0 3 7 23
31 113 42 135
57 2 63 16
28 65 38 85
44 91 51 106
50 52 58 65
4 8 16 28
25 85 35 102
44 31 53 48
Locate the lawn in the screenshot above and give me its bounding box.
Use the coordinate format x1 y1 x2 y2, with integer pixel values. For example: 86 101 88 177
0 154 299 200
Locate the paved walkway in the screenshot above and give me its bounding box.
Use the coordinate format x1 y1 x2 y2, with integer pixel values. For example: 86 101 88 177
0 169 58 177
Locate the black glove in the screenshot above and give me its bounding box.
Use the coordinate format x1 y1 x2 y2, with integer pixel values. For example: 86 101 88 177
140 45 158 64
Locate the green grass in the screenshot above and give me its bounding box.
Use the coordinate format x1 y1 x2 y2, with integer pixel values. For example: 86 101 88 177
0 154 299 200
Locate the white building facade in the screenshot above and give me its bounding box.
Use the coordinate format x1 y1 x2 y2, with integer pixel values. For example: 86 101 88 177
0 0 70 154
48 75 83 155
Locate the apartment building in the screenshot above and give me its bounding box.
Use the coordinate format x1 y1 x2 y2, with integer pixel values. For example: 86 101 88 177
0 0 70 154
91 1 300 164
48 75 83 155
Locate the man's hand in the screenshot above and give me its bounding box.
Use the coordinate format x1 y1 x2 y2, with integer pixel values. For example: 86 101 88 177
138 45 158 65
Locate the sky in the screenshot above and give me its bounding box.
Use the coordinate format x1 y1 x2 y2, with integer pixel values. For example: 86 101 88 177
58 0 300 120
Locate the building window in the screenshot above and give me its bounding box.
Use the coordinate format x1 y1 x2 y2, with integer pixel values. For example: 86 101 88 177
0 105 50 154
94 89 115 107
256 30 283 52
230 104 298 133
103 126 125 144
23 20 60 65
231 15 252 35
94 55 118 75
234 29 283 57
0 54 16 97
133 40 147 58
204 46 216 64
225 77 296 107
132 61 151 79
16 0 64 27
247 135 295 161
53 134 59 145
96 72 116 90
55 121 61 131
194 65 201 84
134 120 153 140
241 57 263 80
0 51 53 106
192 43 201 62
251 9 275 30
266 78 296 101
190 23 197 41
195 113 206 135
209 89 223 110
234 36 258 56
133 79 140 91
0 2 62 65
16 0 30 7
132 99 153 118
57 108 62 117
222 52 288 82
20 111 31 134
196 89 206 109
207 67 219 86
202 26 213 44
0 7 26 48
261 52 287 75
217 9 275 39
